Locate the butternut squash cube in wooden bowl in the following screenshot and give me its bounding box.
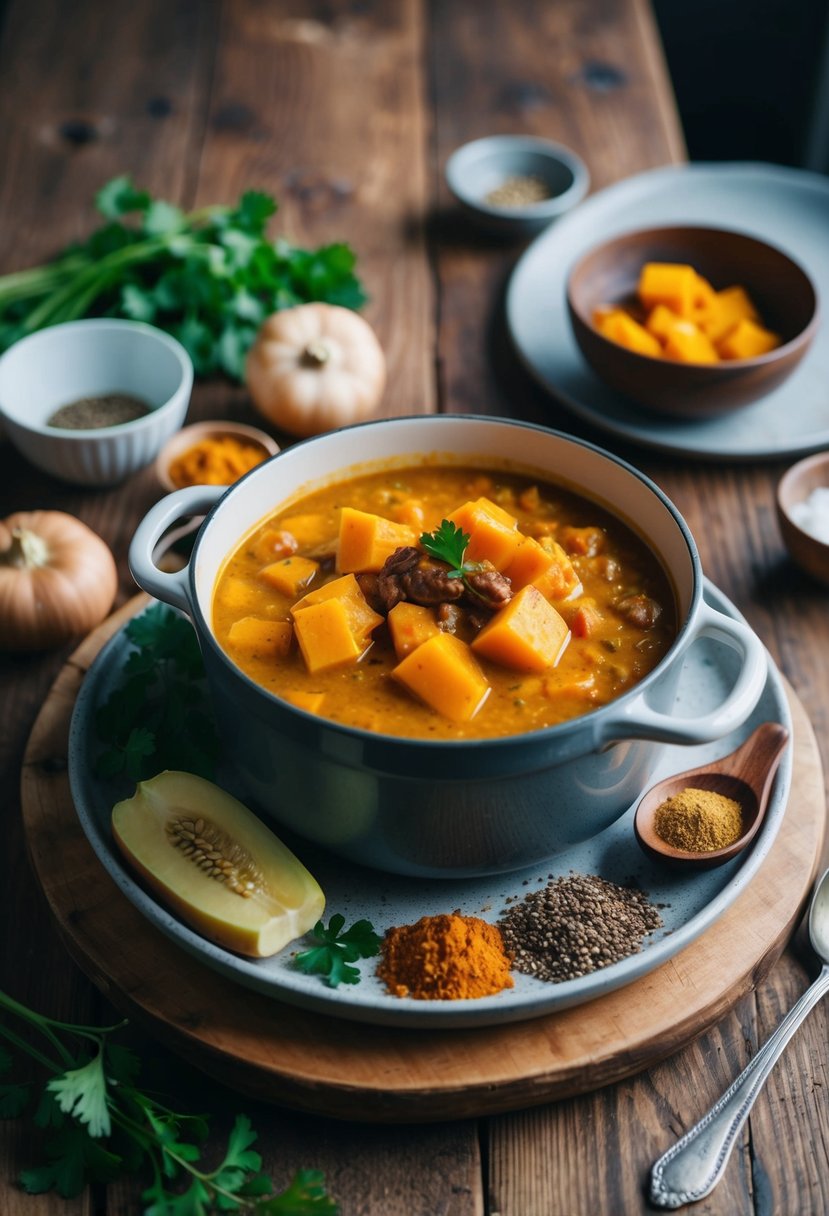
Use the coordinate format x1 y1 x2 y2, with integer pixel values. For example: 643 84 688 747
566 226 818 419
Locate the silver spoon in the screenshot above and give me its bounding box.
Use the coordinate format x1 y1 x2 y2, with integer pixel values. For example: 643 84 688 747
650 865 829 1208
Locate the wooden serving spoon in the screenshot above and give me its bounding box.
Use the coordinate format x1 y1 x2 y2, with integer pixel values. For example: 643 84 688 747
633 721 790 870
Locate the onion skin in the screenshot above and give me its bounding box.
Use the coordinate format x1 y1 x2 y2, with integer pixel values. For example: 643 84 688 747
0 510 118 651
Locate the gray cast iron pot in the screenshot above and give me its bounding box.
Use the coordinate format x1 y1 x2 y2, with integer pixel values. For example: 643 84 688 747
130 415 767 877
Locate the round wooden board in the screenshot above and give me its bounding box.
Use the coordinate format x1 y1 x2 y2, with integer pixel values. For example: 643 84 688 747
21 597 825 1123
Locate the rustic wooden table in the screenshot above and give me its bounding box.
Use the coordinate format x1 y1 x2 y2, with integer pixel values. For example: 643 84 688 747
2 2 828 1213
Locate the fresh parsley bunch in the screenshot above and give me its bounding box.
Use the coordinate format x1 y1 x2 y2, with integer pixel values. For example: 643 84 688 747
95 604 220 781
0 175 366 379
0 989 338 1213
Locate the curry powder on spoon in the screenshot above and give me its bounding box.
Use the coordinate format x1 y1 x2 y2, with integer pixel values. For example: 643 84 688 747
653 787 743 852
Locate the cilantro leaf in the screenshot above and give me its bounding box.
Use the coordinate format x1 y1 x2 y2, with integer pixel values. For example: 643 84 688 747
294 914 381 988
95 175 151 219
419 518 492 601
419 519 473 577
0 1081 29 1117
218 321 257 379
144 199 187 237
126 602 176 648
47 1048 111 1137
231 189 278 234
120 281 157 321
105 1040 142 1086
122 726 158 778
221 1112 262 1174
255 1168 339 1214
95 605 220 782
141 1174 211 1216
19 1122 123 1197
33 1086 64 1129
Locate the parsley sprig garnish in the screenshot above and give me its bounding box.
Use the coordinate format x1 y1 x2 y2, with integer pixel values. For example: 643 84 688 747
0 175 366 379
95 604 220 781
294 915 382 988
0 989 338 1212
419 519 485 585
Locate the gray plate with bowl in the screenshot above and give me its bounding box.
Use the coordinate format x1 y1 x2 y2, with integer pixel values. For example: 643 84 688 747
68 581 791 1029
507 162 829 461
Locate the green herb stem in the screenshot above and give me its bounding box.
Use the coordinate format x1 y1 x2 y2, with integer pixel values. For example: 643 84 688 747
0 988 125 1042
0 1018 66 1075
0 262 82 307
19 236 171 332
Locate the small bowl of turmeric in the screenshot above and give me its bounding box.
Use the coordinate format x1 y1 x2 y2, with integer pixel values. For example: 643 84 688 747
633 722 789 870
566 226 818 419
156 420 279 493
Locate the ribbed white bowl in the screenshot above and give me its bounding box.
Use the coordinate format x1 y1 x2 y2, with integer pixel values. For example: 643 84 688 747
0 319 193 486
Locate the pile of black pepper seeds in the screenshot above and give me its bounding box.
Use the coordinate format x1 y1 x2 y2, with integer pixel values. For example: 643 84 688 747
498 872 663 983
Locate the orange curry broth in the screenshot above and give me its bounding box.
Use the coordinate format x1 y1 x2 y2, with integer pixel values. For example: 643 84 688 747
212 465 677 741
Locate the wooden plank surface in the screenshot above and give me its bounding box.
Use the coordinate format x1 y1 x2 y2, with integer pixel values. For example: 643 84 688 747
1 1 827 1214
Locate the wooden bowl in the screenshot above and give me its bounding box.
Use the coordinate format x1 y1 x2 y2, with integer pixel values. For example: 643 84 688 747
776 450 829 586
566 226 818 419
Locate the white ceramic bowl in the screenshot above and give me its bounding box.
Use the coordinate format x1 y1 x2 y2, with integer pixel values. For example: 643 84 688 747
445 135 590 237
0 319 193 486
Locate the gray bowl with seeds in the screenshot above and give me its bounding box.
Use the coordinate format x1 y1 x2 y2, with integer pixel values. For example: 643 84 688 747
445 135 590 238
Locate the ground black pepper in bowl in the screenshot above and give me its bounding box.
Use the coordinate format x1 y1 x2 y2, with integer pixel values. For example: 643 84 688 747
47 392 151 430
497 873 663 983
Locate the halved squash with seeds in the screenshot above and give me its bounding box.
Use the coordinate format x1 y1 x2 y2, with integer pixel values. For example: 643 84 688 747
111 771 325 958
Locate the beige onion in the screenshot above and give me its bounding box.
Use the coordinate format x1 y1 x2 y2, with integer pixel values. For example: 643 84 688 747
245 303 386 438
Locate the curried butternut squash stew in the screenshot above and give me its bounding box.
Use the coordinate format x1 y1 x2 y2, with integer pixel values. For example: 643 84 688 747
213 465 677 741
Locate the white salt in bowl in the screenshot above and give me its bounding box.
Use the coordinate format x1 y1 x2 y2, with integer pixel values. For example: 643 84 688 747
0 319 193 486
776 450 829 587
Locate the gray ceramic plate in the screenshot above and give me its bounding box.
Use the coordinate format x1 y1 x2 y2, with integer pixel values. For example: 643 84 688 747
507 162 829 461
69 581 791 1029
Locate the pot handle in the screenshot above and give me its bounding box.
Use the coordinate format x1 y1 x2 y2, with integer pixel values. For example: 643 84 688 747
129 485 226 616
598 600 768 746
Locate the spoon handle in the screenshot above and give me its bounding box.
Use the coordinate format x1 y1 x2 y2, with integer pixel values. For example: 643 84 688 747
650 963 829 1208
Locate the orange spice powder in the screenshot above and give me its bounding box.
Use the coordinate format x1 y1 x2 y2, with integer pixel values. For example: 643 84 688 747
168 434 267 488
377 912 514 1000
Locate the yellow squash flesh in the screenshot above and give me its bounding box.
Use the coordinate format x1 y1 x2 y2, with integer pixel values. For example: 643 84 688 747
112 771 325 958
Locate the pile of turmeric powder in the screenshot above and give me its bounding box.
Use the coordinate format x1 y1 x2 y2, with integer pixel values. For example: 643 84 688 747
168 433 268 488
377 912 513 1000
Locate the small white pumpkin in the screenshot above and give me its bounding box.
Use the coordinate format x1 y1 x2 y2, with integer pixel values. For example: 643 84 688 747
245 303 386 438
